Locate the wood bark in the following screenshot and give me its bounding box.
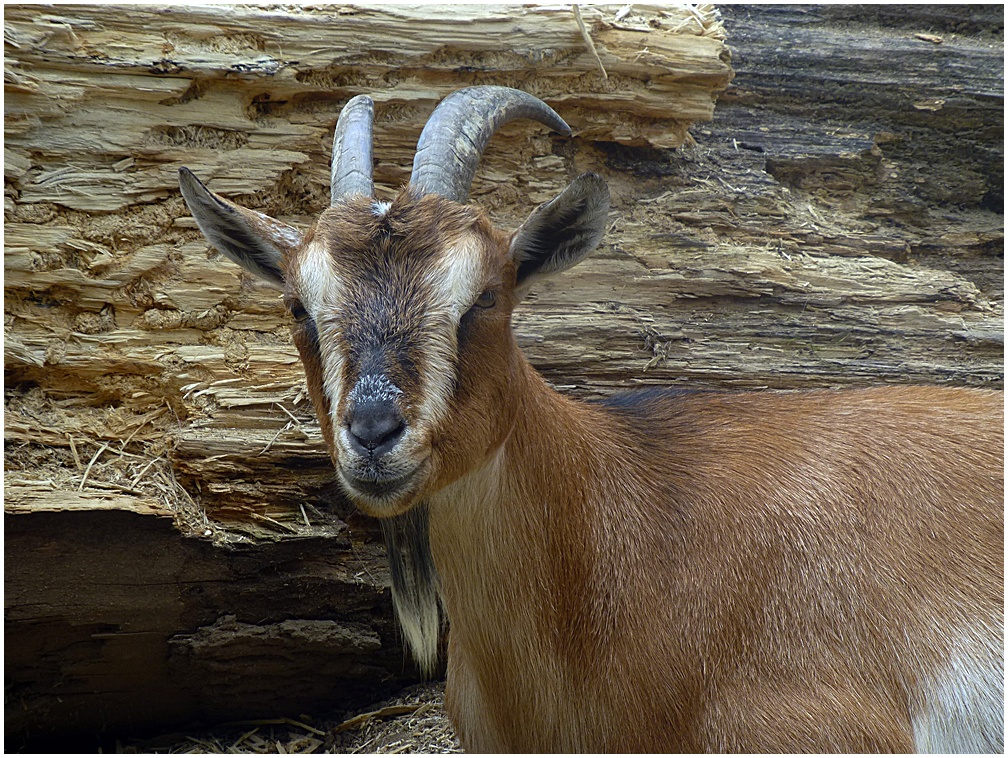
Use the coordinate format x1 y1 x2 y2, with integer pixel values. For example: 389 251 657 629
4 3 733 747
4 2 1002 748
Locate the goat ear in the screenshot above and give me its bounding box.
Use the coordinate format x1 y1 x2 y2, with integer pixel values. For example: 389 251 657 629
509 172 610 298
178 167 301 287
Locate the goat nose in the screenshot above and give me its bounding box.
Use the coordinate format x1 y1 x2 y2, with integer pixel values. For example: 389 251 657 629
347 400 406 457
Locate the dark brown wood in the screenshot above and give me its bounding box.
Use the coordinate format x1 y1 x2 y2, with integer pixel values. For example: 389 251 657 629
4 489 412 748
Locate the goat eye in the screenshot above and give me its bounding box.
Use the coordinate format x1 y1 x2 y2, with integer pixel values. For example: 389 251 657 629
288 300 310 322
474 290 497 309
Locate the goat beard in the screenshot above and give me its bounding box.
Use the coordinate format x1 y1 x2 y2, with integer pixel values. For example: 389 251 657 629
380 502 442 675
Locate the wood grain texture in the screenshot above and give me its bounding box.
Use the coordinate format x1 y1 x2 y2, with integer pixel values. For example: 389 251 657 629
4 4 730 747
3 2 1002 748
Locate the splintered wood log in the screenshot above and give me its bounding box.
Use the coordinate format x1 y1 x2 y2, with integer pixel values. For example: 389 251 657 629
4 2 1003 749
4 3 733 747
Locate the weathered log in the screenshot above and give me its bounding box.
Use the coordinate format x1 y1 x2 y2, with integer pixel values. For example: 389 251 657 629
4 3 735 748
4 2 1003 749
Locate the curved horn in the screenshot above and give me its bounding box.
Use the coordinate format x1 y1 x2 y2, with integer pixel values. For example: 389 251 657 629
331 94 375 204
409 86 572 203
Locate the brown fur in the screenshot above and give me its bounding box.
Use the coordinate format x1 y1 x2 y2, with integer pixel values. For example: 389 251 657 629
429 366 1002 751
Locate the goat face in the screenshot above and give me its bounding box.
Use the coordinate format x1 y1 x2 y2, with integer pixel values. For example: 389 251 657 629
179 87 609 519
289 192 517 516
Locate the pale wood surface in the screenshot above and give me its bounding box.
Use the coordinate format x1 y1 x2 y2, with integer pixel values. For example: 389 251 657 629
5 2 733 536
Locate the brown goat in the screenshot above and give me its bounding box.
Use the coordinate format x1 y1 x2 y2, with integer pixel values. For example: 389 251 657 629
179 86 1003 752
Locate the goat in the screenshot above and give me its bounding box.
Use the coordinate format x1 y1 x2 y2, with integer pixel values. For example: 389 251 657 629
179 86 1004 752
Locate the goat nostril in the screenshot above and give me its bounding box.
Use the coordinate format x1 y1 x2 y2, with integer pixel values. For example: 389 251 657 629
347 401 406 456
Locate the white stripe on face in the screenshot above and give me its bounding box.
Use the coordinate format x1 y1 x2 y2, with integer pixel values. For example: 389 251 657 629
295 241 349 432
416 233 487 429
429 232 486 320
296 241 344 315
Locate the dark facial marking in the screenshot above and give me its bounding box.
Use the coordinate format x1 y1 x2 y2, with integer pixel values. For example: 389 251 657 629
314 193 478 403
